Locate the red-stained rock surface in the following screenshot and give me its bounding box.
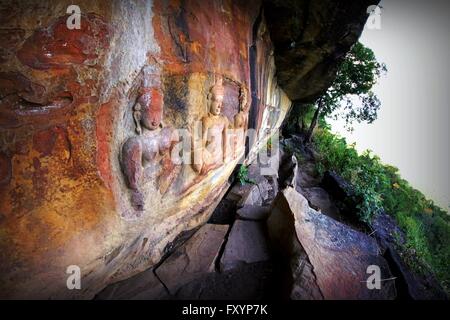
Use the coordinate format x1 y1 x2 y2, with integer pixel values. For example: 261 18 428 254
16 14 110 70
0 0 373 299
0 0 291 299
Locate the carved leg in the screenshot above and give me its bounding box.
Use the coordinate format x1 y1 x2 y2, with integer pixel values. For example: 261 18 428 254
121 137 145 210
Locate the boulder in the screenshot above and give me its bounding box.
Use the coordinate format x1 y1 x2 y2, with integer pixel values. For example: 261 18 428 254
301 187 341 220
290 250 324 300
247 163 273 202
321 170 355 202
278 153 299 189
155 224 229 295
238 184 264 207
320 170 363 223
229 164 275 207
267 189 323 300
227 182 261 207
265 176 279 202
270 187 396 300
237 205 271 221
296 161 321 188
257 179 273 203
220 220 271 271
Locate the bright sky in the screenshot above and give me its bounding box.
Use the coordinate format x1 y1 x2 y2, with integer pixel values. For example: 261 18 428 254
328 0 450 210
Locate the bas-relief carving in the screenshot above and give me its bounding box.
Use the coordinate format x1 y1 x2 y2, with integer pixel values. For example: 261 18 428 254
192 76 230 175
233 85 250 159
120 72 252 213
120 68 180 214
185 75 250 193
0 0 295 299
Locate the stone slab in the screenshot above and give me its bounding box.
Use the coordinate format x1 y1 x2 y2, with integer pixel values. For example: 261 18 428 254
220 220 270 271
237 205 271 221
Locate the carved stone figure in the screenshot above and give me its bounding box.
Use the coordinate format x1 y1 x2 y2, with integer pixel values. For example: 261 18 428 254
232 84 250 158
234 85 249 129
121 83 179 211
192 76 230 175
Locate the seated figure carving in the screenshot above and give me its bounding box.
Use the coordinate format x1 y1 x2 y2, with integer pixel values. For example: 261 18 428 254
121 84 179 212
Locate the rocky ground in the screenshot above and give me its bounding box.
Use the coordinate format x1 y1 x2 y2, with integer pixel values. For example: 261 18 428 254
96 135 446 300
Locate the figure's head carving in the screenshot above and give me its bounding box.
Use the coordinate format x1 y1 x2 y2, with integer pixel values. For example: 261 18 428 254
209 76 224 116
137 87 163 130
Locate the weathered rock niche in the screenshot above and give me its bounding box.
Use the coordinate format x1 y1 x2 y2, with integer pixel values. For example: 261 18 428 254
0 0 291 298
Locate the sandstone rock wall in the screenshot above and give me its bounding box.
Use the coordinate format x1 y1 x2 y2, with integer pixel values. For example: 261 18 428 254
263 0 380 102
0 0 291 298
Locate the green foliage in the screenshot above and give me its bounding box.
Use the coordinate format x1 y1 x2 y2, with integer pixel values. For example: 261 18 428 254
237 165 254 186
313 128 450 292
318 42 387 131
313 130 383 222
333 42 386 97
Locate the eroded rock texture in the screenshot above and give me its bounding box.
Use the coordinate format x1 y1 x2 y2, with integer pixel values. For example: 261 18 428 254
0 0 289 299
0 0 374 299
269 187 396 300
264 0 380 102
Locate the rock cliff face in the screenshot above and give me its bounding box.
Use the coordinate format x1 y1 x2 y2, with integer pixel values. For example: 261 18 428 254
0 0 373 299
264 0 379 102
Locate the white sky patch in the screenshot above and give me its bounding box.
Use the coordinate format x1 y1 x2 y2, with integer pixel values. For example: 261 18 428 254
328 0 450 210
